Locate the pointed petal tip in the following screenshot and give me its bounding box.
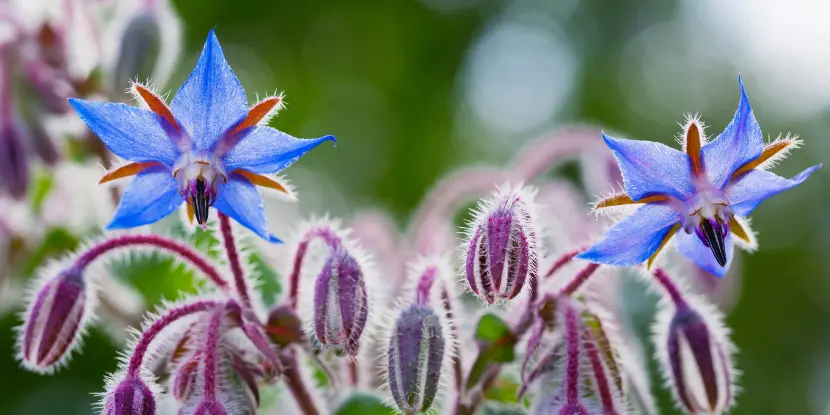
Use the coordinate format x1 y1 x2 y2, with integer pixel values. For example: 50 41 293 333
323 135 337 147
266 234 284 244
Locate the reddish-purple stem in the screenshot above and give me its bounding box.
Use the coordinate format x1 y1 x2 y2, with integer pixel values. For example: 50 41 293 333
559 263 601 297
128 300 218 377
653 268 688 308
287 226 342 310
563 303 581 404
414 266 438 305
543 248 585 280
442 288 464 394
582 326 617 414
75 234 228 291
218 213 251 309
281 349 322 415
201 304 224 400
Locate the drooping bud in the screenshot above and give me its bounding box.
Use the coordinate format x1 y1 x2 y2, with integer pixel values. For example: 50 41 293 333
18 264 93 373
171 351 201 401
112 12 161 93
265 305 305 347
0 119 30 199
386 304 447 414
465 185 539 304
103 376 156 415
653 268 736 414
313 246 368 356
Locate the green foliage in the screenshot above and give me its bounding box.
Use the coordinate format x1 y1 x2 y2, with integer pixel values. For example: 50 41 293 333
466 313 518 391
334 392 395 415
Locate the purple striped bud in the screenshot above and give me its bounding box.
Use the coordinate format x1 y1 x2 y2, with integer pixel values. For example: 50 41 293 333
0 119 30 199
386 304 447 414
103 376 156 415
313 247 368 357
465 185 539 304
657 303 736 414
18 264 93 373
112 12 161 93
172 351 201 401
653 270 736 414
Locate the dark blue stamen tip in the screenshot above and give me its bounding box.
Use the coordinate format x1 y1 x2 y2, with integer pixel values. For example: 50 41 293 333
699 219 727 267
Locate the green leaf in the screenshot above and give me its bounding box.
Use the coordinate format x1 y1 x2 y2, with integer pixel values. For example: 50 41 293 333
19 227 80 278
109 251 198 304
475 401 528 415
248 251 282 308
28 169 53 215
466 314 518 391
476 313 511 342
334 392 395 415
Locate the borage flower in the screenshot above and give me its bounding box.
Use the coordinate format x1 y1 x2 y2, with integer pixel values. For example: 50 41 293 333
69 29 335 242
578 77 820 276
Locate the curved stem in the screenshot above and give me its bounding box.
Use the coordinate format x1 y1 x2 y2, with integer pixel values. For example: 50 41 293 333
201 304 224 400
559 263 601 297
582 325 617 413
218 213 251 309
75 234 228 291
287 226 342 310
543 248 586 281
281 349 322 415
653 268 688 308
127 300 218 377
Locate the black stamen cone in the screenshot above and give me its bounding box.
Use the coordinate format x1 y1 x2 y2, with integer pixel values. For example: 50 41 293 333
700 219 727 267
191 179 211 225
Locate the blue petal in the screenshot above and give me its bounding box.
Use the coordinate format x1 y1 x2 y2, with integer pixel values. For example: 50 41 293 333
170 29 248 151
676 230 734 278
701 76 764 189
602 133 695 201
213 173 282 243
726 164 821 217
577 204 681 266
222 127 336 174
107 165 181 229
69 99 178 165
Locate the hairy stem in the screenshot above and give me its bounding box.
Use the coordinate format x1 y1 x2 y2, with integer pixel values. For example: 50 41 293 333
281 349 322 415
75 234 228 291
563 302 581 404
218 213 251 309
543 248 585 281
127 300 218 377
287 226 342 310
653 268 688 308
582 325 617 413
559 263 601 297
442 288 464 395
201 304 224 400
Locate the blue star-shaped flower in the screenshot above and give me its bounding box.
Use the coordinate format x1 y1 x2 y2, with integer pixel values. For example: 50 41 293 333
577 77 821 277
69 29 335 242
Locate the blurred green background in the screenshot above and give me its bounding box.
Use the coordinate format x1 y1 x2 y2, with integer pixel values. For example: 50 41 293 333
1 0 828 414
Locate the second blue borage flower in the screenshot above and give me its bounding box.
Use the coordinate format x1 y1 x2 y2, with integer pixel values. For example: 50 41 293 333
578 76 820 277
69 29 335 243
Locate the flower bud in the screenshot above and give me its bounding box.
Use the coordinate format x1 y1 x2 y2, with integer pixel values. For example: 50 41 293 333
171 351 201 401
103 376 156 415
112 12 161 93
386 304 446 414
313 247 368 356
0 120 30 199
656 300 736 414
18 264 93 373
465 185 538 304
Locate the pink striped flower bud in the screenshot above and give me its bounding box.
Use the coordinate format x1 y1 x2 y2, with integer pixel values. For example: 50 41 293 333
313 246 368 357
464 185 539 304
103 376 156 415
17 264 94 373
653 269 737 415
